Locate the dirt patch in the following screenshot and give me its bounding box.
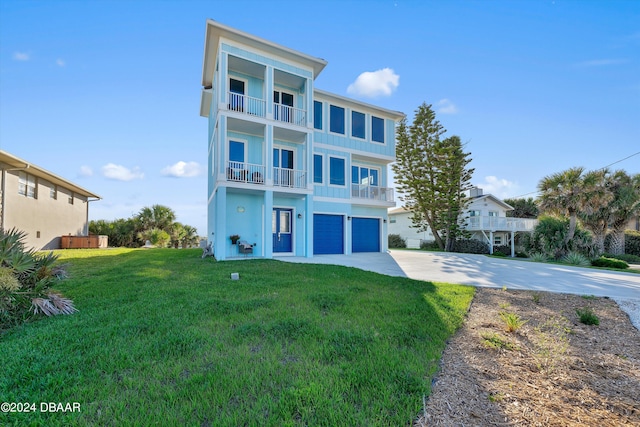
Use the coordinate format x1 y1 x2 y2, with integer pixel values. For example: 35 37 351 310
417 288 640 426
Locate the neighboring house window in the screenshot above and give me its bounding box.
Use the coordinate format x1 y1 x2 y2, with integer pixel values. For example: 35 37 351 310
329 157 345 186
371 116 384 143
313 154 323 184
469 210 481 217
330 105 345 134
50 185 57 200
390 218 396 224
488 211 498 217
494 236 502 245
68 194 74 205
313 101 323 130
351 111 365 139
18 172 37 198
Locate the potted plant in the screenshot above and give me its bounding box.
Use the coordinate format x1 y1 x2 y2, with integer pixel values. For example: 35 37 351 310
229 234 240 245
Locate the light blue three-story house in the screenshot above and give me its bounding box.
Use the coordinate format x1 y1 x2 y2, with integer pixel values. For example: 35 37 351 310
200 19 404 260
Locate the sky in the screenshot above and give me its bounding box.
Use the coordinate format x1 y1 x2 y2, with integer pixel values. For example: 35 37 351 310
1 0 638 236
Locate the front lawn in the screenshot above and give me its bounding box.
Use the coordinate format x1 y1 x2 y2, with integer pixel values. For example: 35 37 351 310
0 249 473 426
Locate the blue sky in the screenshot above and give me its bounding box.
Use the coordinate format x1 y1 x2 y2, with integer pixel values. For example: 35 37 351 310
1 0 638 235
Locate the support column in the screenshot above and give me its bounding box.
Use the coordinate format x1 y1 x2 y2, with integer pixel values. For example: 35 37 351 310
215 186 227 260
305 196 313 258
489 231 494 254
511 231 515 257
264 190 273 259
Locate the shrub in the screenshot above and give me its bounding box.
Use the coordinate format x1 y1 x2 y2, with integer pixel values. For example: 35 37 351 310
602 253 640 264
524 216 596 259
625 230 640 257
529 252 549 263
387 234 406 249
493 245 511 256
0 228 75 332
499 311 528 333
452 239 489 254
576 306 599 325
591 257 629 269
562 251 591 267
420 240 440 251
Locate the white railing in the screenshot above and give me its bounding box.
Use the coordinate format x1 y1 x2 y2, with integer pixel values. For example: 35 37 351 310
351 184 394 203
273 104 306 126
226 161 265 184
466 216 537 232
227 92 266 117
273 167 306 189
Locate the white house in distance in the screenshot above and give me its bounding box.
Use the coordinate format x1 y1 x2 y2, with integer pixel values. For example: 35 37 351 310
0 150 101 250
388 188 538 256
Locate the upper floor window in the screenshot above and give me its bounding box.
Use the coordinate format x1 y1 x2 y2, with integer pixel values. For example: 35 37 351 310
351 166 379 186
18 172 37 199
313 154 323 184
469 210 481 217
329 157 345 186
313 101 323 130
352 111 365 139
371 116 385 143
50 184 57 200
330 105 345 134
229 140 245 163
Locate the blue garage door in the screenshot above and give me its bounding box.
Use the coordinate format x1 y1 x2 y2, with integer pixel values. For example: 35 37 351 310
313 214 344 254
352 217 380 253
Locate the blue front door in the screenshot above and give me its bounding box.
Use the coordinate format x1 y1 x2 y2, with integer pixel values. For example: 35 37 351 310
273 208 292 253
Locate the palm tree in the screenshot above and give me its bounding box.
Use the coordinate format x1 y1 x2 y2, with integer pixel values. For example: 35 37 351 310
538 167 589 256
136 205 176 235
503 198 539 219
608 171 640 255
180 225 199 248
579 169 614 255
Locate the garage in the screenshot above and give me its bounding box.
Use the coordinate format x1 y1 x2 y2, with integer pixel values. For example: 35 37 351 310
313 214 344 254
352 217 380 253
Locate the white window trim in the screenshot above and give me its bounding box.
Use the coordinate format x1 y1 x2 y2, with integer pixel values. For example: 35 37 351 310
228 137 249 164
352 164 381 187
351 110 367 140
313 100 324 131
273 145 297 170
328 155 347 187
371 115 386 145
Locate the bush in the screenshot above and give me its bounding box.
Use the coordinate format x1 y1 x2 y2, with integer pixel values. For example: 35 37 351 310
602 252 640 264
529 252 550 262
625 230 640 257
562 251 590 267
591 257 629 269
452 239 489 254
524 216 596 259
0 228 75 332
388 234 406 249
493 245 511 256
576 307 599 325
420 240 440 251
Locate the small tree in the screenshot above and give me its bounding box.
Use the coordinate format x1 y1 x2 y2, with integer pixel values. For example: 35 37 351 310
393 103 474 251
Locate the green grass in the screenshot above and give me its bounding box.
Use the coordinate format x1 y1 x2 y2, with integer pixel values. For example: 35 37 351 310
0 249 474 426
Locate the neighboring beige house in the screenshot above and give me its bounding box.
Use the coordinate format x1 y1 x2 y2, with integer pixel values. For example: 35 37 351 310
627 216 639 231
0 150 101 250
388 188 537 255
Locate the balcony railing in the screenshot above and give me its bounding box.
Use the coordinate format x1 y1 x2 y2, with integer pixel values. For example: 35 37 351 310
273 104 306 126
273 167 306 189
228 92 266 117
351 184 394 203
467 216 537 232
226 161 265 184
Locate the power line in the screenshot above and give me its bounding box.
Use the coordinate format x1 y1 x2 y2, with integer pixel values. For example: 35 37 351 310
510 151 640 199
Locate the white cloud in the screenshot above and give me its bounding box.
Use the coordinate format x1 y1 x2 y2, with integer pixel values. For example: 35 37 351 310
56 58 66 67
101 163 144 181
436 98 458 114
161 161 202 178
13 52 30 61
575 58 627 67
79 165 93 177
347 68 399 98
476 176 519 199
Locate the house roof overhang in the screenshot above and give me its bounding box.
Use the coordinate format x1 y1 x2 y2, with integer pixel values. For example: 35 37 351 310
470 194 514 211
0 150 101 199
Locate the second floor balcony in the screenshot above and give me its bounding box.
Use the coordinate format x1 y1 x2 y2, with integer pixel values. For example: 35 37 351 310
351 184 394 204
225 161 307 190
467 216 537 232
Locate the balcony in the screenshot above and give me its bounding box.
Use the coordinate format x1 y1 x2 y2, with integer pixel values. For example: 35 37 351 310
226 161 265 185
228 92 266 117
273 167 306 189
466 216 537 232
351 184 394 203
273 103 306 127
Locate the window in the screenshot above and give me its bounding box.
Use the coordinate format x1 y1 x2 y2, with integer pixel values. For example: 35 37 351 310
313 101 323 130
390 218 396 224
229 140 245 163
329 157 345 186
469 210 481 217
488 211 498 217
274 90 294 123
371 116 384 143
68 194 74 205
50 184 57 200
313 154 323 184
18 172 37 198
351 166 379 186
494 236 502 245
330 105 345 134
229 78 245 112
352 111 365 139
